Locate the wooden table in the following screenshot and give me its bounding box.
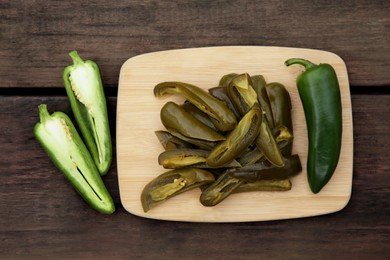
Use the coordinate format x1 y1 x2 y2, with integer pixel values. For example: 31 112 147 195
1 1 389 259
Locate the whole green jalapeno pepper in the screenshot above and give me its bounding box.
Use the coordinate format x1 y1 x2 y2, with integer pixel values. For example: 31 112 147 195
154 82 237 131
141 168 215 212
34 104 115 214
285 58 342 194
63 51 112 176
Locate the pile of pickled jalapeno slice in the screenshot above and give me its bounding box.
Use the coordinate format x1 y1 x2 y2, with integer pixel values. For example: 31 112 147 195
141 73 302 212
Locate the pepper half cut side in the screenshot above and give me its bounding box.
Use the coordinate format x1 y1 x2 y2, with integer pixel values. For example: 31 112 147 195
34 104 115 214
63 51 112 176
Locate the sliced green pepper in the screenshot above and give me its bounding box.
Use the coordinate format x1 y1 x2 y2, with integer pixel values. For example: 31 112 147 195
63 51 112 176
158 148 208 168
141 168 215 212
233 179 292 193
227 74 285 167
155 130 194 150
208 86 241 119
227 73 258 115
34 104 115 214
200 171 243 207
251 75 275 128
218 73 238 88
228 154 302 181
181 102 219 132
206 105 262 168
161 101 225 142
237 148 264 166
285 58 342 194
265 82 293 132
154 82 237 131
167 129 217 150
158 148 241 169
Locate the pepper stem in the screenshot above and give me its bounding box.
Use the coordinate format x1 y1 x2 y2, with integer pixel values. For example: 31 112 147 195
38 104 50 124
69 50 84 66
285 58 316 70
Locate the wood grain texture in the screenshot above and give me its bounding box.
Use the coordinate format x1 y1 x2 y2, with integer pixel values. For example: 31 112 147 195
0 94 389 259
116 46 353 222
0 0 389 88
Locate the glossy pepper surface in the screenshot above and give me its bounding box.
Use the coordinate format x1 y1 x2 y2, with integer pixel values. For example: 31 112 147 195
34 104 115 214
206 105 262 167
154 82 237 131
141 168 215 212
63 51 112 176
160 101 225 142
228 154 302 181
285 58 342 193
227 74 284 167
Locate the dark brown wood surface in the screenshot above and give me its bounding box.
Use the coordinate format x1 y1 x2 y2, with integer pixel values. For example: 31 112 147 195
1 1 389 259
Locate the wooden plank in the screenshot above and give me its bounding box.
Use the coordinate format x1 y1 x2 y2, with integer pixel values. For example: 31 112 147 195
116 46 354 222
0 94 389 258
0 0 389 88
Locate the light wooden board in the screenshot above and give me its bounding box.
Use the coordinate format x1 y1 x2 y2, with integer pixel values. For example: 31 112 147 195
116 46 353 222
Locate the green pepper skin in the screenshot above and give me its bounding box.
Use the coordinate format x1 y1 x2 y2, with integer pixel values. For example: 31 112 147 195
209 86 241 119
158 148 241 169
34 104 115 214
233 179 292 193
251 75 275 128
167 129 217 150
154 82 237 131
266 82 294 155
266 82 293 132
161 102 225 142
285 58 342 194
227 73 259 116
200 171 243 207
228 155 302 181
218 73 238 88
158 148 209 168
206 105 262 168
155 130 194 150
141 168 215 212
63 51 112 176
227 74 285 167
181 102 220 132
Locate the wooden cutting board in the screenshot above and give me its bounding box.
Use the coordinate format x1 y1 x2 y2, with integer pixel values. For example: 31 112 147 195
116 46 353 222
